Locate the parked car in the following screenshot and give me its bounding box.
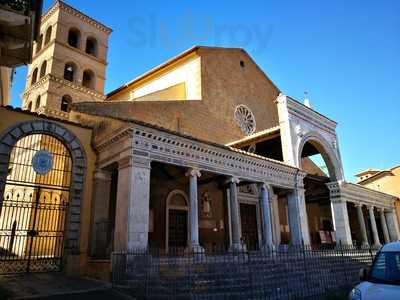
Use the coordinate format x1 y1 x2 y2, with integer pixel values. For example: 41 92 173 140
349 241 400 300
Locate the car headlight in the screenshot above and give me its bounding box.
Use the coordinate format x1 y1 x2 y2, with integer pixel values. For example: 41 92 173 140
349 288 362 300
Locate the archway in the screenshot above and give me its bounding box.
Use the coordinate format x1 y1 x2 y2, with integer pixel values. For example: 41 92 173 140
165 189 189 252
298 134 341 246
0 120 86 273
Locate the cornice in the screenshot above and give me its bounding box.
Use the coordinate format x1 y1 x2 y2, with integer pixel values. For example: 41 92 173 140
22 74 106 100
286 96 337 135
327 181 396 208
22 74 50 96
41 1 112 34
96 123 305 189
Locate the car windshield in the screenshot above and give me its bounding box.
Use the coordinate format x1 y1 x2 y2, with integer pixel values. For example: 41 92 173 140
369 251 400 285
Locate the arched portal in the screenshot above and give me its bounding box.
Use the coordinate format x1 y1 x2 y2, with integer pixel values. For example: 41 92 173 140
0 120 86 274
298 134 341 246
165 189 189 251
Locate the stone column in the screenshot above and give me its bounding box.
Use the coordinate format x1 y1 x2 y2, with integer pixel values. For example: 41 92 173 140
228 177 245 252
368 206 381 247
91 169 112 256
379 208 390 244
355 203 369 247
114 156 151 252
386 209 400 241
330 199 353 245
260 183 273 248
186 168 204 253
287 187 310 245
327 182 353 246
270 193 281 245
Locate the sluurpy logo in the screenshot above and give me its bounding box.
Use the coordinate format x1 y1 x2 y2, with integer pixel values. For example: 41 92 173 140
32 150 53 175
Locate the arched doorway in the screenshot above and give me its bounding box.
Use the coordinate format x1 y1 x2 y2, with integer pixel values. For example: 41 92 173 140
298 135 340 246
165 190 189 251
0 120 86 274
0 134 71 273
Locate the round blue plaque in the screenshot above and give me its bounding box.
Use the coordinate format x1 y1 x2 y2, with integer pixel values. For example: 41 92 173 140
32 150 53 175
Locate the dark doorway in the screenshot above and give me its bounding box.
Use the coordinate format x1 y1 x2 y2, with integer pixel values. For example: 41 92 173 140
168 210 187 249
240 203 259 250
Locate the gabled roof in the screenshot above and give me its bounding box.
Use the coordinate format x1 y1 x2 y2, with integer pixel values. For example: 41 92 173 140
354 168 382 177
106 45 281 98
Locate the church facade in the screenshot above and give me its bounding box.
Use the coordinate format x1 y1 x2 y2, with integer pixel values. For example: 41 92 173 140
0 1 399 277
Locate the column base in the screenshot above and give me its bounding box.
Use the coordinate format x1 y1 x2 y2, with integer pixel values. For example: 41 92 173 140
260 243 275 252
229 242 247 253
360 242 370 249
185 244 205 255
372 243 382 249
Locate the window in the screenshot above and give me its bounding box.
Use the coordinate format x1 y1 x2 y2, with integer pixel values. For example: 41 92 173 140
82 70 94 89
61 95 72 112
39 61 47 78
68 28 80 48
85 37 97 56
36 34 43 54
64 63 75 82
35 96 41 111
27 101 32 111
31 68 38 85
44 26 52 45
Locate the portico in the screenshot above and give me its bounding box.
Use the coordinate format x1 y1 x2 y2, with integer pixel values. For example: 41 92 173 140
89 121 310 253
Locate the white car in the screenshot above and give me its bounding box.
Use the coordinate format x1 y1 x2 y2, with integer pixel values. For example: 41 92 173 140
349 242 400 300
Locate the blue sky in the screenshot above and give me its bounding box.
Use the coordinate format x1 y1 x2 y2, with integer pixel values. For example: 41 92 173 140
10 0 400 181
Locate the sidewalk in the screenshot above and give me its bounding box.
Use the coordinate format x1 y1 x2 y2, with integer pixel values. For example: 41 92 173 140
0 273 131 299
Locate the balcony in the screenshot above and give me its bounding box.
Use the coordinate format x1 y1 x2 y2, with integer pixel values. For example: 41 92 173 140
0 0 43 67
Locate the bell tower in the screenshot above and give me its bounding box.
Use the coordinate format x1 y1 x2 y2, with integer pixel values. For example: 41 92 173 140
22 1 112 118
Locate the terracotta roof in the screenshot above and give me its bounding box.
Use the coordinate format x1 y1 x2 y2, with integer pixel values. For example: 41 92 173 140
354 168 382 177
225 126 280 147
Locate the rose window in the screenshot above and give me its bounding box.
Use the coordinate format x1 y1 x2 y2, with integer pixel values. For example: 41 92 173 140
234 104 256 135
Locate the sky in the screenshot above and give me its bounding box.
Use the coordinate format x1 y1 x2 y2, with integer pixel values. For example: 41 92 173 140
10 0 400 182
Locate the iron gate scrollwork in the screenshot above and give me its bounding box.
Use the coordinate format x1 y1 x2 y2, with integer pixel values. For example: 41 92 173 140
0 134 71 273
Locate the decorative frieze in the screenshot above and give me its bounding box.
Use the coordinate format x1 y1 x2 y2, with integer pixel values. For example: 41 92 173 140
327 181 396 209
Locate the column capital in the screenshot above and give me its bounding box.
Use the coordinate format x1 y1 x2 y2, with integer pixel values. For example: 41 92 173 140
378 207 386 213
367 205 375 211
259 182 272 190
186 168 201 178
118 155 151 170
227 176 240 185
354 202 363 208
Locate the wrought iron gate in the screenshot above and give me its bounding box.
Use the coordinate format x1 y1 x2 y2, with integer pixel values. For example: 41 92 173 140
0 134 71 273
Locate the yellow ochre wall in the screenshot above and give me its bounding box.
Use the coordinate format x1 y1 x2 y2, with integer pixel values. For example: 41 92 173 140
358 166 400 224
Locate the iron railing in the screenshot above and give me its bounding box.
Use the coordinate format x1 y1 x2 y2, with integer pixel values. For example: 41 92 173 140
112 244 378 299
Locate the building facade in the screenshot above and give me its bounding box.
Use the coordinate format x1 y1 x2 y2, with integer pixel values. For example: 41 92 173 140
0 1 399 278
356 166 400 228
